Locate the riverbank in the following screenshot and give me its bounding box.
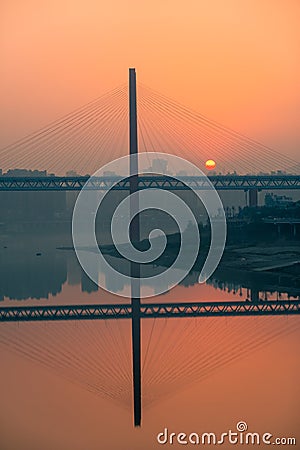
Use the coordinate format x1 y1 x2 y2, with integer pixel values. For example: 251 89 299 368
215 243 300 295
57 235 300 287
221 243 300 272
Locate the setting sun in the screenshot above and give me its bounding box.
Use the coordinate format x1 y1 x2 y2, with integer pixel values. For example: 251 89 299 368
205 159 216 170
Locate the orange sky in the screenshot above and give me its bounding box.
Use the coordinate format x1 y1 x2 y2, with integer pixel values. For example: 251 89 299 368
1 0 300 159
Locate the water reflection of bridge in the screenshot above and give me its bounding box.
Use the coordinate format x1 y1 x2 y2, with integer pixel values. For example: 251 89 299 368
1 299 300 322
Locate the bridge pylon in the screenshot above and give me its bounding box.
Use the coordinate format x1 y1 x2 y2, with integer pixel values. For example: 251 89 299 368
129 68 141 427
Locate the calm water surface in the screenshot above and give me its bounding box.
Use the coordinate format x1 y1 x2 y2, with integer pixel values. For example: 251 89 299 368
0 233 299 449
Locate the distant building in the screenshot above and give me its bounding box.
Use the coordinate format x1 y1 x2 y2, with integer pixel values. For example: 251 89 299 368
66 170 80 177
265 193 293 207
145 158 169 175
270 170 287 175
4 169 47 177
176 170 188 176
103 170 117 176
0 168 67 221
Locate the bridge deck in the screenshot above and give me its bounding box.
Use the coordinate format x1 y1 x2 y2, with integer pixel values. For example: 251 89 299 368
0 175 299 191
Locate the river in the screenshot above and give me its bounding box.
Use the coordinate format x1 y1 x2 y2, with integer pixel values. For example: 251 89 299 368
0 232 299 449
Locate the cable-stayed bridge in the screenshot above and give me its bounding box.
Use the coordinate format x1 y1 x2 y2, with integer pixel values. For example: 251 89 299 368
1 71 299 207
1 74 299 209
0 69 299 427
0 75 299 179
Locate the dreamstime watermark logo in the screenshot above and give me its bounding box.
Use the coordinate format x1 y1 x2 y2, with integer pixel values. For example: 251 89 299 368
156 421 297 446
72 153 226 298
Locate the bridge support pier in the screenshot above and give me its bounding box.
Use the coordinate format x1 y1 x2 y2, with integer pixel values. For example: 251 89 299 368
248 189 258 207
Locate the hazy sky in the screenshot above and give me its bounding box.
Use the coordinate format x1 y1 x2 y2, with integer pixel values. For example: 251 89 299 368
1 0 300 160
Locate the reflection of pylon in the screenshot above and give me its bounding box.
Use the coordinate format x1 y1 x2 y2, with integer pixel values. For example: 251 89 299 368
129 68 141 427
